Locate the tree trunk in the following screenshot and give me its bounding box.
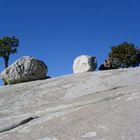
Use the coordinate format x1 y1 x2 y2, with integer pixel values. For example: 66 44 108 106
3 57 9 85
4 58 8 69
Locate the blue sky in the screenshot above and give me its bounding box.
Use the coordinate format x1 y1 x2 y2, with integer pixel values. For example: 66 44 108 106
0 0 140 78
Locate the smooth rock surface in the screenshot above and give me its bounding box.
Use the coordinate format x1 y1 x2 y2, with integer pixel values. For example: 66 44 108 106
0 67 140 140
73 55 97 73
1 56 48 84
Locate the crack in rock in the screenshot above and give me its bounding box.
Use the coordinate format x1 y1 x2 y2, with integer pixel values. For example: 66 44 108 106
0 116 39 133
103 93 125 101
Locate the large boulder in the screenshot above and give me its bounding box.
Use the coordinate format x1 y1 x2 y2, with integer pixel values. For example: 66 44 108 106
1 56 48 84
73 55 97 73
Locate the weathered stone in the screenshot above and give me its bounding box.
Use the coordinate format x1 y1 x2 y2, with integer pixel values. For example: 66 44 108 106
0 68 140 140
1 56 48 84
73 55 97 73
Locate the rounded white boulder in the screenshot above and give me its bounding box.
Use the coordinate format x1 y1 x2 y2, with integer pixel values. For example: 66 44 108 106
73 55 97 73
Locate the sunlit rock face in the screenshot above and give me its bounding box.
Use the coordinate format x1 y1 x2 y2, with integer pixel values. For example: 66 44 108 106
73 55 97 73
0 67 140 140
1 56 48 84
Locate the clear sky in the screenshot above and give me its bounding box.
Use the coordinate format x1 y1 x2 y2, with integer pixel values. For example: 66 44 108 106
0 0 140 78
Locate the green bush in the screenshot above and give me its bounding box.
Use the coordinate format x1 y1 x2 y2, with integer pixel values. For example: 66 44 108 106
99 42 140 70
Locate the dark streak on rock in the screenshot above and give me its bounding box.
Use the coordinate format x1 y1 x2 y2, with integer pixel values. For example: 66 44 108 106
108 86 128 91
0 116 39 133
